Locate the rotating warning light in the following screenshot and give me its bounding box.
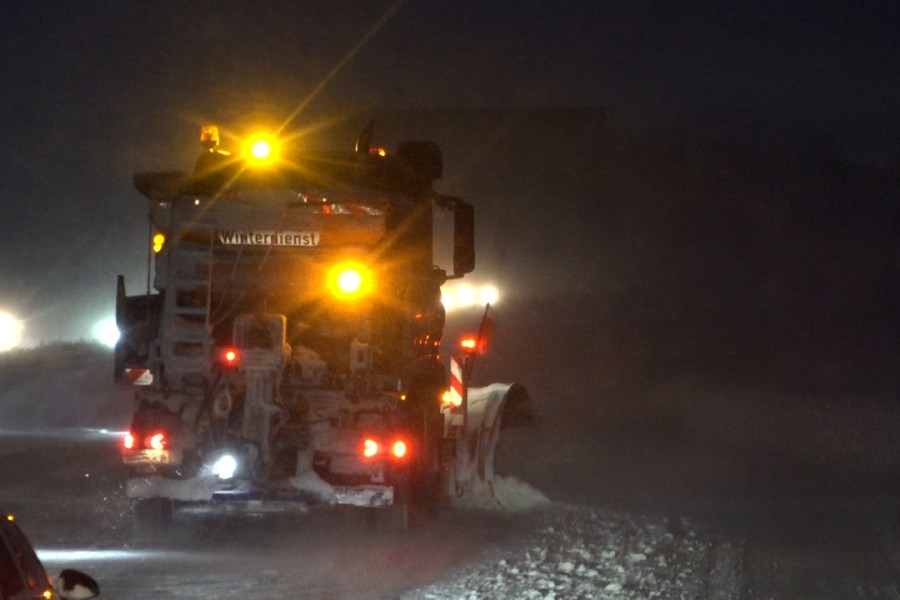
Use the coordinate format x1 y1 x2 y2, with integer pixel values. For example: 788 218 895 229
338 269 362 294
200 124 220 149
328 261 374 300
251 139 271 160
242 132 280 168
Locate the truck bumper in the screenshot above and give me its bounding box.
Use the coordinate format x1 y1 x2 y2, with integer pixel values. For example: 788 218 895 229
125 474 395 508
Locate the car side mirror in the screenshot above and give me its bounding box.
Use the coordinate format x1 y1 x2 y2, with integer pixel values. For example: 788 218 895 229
56 569 100 599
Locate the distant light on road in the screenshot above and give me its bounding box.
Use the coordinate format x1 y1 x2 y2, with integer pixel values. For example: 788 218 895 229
0 311 23 352
93 317 120 348
479 285 500 305
37 548 184 563
456 285 474 307
442 283 500 312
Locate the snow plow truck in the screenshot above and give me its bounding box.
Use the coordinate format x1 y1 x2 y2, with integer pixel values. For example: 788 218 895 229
114 123 527 528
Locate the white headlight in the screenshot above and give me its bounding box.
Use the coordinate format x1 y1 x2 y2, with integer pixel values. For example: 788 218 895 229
479 285 499 305
0 311 23 352
92 317 120 348
212 454 238 480
440 282 501 312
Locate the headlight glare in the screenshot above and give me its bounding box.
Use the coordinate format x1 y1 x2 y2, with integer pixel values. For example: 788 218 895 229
212 454 238 480
327 261 374 300
242 132 280 168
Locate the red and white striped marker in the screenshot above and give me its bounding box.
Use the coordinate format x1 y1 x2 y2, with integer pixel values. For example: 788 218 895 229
449 356 464 409
125 368 153 386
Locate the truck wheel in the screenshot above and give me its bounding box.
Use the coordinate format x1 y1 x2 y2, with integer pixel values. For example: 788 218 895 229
132 498 173 538
365 502 410 534
407 410 444 524
391 499 410 533
407 467 442 525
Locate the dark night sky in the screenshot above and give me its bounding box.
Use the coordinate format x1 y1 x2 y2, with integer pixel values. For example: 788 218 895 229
0 1 897 344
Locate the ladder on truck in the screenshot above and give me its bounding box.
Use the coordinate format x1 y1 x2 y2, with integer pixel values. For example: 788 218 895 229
158 224 215 390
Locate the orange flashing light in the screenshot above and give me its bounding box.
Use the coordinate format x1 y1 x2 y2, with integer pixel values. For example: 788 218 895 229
327 261 374 300
460 336 478 353
200 125 220 148
242 132 280 168
251 140 272 160
337 269 362 294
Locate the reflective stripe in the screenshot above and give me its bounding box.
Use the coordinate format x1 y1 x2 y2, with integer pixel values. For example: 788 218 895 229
450 357 463 407
125 368 154 386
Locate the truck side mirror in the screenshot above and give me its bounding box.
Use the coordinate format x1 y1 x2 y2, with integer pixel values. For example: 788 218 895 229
114 275 161 385
453 201 475 277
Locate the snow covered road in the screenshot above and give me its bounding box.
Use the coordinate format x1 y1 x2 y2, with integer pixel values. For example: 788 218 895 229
0 343 735 599
405 505 741 599
5 339 900 598
2 431 729 599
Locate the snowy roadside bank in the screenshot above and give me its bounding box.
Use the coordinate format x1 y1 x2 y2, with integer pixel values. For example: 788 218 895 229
405 503 740 600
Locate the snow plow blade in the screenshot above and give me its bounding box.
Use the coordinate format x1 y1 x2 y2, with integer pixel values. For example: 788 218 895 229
498 383 534 427
447 382 532 500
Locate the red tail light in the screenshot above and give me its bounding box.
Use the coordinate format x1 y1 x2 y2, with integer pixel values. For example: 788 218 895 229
390 439 408 459
223 348 239 365
123 431 169 451
362 438 379 459
360 436 411 460
460 336 478 353
149 432 167 451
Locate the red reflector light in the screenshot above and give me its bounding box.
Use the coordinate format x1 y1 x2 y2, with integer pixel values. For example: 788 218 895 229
149 433 166 451
460 336 478 353
362 438 379 459
123 433 135 450
390 439 408 459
